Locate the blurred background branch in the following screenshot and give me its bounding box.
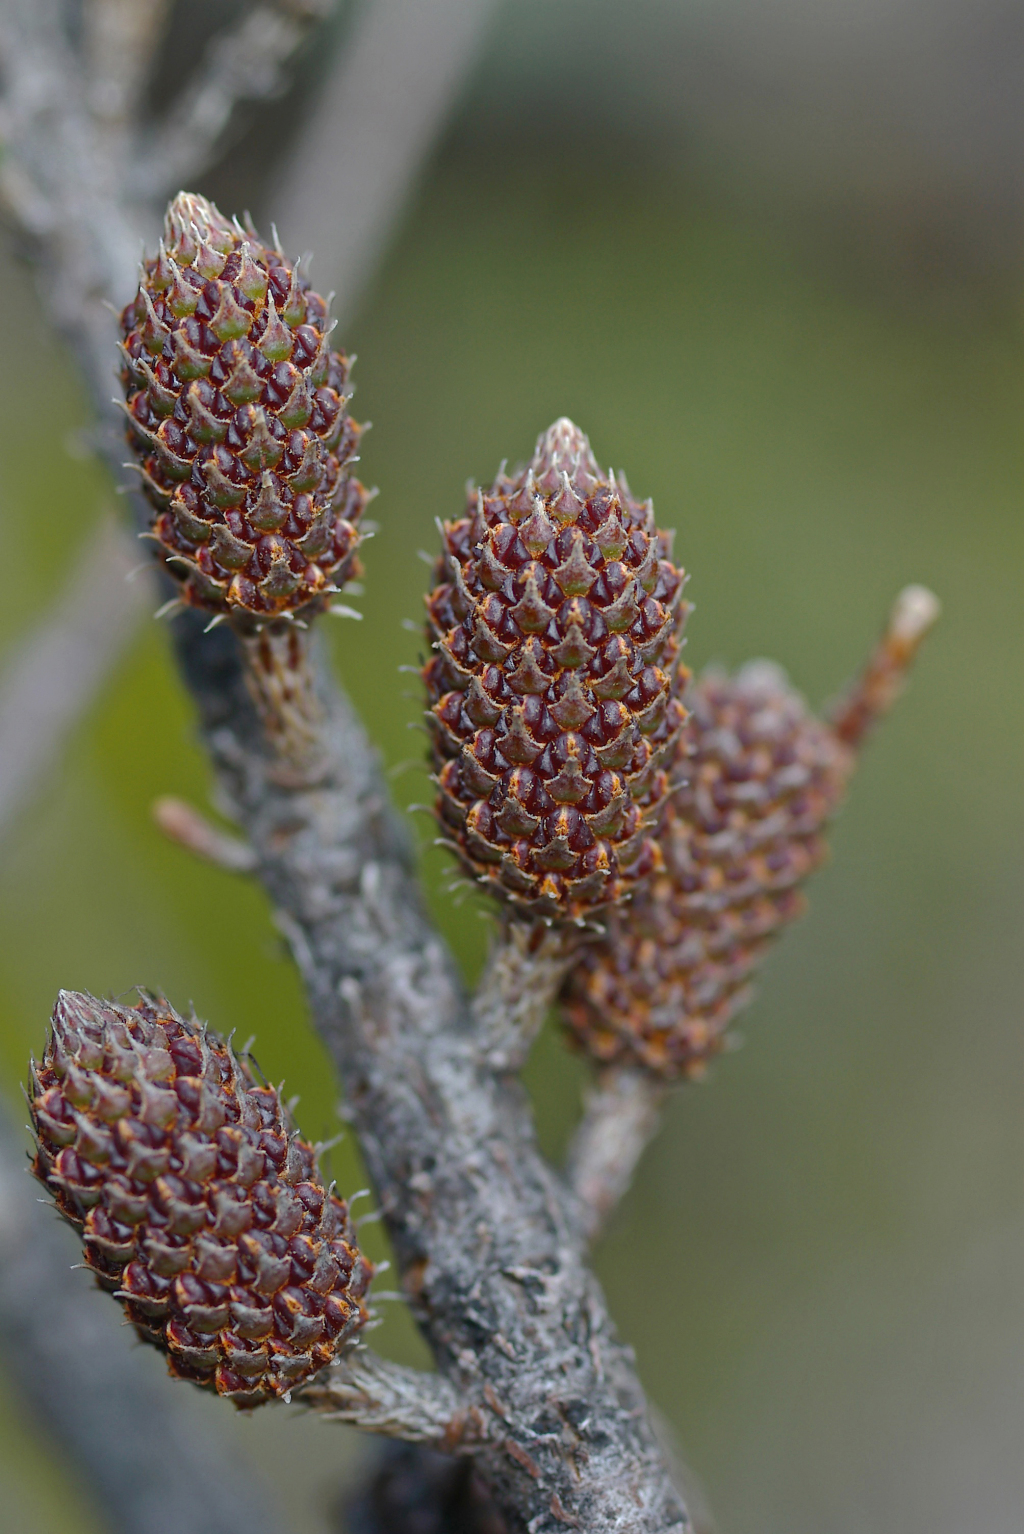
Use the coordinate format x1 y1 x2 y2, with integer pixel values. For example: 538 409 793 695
82 0 174 136
0 519 149 832
131 0 335 198
273 0 501 321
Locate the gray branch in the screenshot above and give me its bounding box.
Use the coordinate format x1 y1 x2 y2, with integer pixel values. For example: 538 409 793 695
0 1103 287 1534
0 0 155 840
0 0 150 405
82 0 173 132
171 618 689 1534
0 0 497 843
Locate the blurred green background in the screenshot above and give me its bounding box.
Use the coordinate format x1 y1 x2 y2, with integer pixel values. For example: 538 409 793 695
2 6 1024 1528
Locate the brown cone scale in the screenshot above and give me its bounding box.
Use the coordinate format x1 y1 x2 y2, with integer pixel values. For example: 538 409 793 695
30 991 373 1408
120 192 367 620
424 419 690 920
563 663 852 1077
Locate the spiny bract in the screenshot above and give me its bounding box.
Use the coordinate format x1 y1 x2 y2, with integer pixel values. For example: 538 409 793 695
424 419 690 920
121 192 367 620
563 662 852 1076
30 990 373 1408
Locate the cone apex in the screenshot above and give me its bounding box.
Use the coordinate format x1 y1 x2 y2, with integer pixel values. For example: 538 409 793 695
530 417 602 489
165 191 235 258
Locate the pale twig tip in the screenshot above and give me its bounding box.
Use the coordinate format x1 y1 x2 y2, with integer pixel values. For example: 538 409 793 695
889 584 941 646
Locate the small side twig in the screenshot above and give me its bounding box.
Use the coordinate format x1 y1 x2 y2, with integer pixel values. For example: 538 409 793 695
566 1066 668 1243
153 796 257 872
829 583 941 748
472 915 582 1073
300 1349 489 1449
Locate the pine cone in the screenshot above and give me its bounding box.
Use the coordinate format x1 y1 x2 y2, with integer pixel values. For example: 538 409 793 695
30 990 373 1408
120 192 367 621
563 662 852 1076
424 419 690 920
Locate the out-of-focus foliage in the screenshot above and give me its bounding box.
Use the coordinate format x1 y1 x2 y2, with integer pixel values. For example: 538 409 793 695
1 129 1022 1532
467 0 1024 265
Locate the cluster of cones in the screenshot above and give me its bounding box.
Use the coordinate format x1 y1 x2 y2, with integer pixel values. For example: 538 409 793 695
29 192 936 1418
423 418 938 1081
118 192 937 1089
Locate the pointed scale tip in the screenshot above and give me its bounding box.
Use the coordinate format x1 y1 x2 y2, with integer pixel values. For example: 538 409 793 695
52 989 108 1037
